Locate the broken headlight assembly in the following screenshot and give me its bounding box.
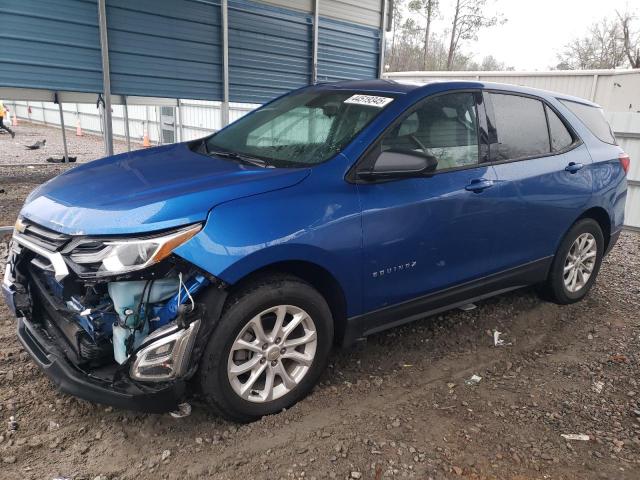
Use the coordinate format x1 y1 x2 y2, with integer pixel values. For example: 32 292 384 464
129 318 201 382
67 224 202 277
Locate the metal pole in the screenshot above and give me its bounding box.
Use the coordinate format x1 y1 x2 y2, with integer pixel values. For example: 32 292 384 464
55 93 70 163
123 96 131 152
312 0 319 84
378 0 388 78
221 0 230 127
98 0 114 155
177 99 184 142
590 74 599 101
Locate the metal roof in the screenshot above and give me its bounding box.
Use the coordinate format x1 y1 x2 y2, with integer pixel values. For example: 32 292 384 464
0 0 385 104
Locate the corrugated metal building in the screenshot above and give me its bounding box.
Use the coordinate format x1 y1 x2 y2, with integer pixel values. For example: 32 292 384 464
385 70 640 231
0 0 388 156
0 0 385 103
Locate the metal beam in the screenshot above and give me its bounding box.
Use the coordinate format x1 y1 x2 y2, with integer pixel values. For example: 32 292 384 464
614 131 640 140
54 93 70 163
123 96 131 152
177 99 184 142
312 0 319 84
590 74 599 101
98 0 114 156
378 0 388 77
221 0 230 127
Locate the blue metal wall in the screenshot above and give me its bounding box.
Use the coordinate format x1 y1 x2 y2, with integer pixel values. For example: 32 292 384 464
0 0 102 93
228 0 312 104
106 0 222 100
0 0 381 103
317 17 380 83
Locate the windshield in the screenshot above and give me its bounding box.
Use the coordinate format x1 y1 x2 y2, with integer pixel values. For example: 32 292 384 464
202 90 395 167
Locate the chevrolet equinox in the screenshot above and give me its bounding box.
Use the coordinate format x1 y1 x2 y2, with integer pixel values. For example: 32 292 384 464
2 80 629 422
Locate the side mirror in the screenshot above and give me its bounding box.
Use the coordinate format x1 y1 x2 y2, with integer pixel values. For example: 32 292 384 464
358 151 438 180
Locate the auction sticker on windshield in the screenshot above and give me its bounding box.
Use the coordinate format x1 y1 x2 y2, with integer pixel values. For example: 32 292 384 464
344 94 394 108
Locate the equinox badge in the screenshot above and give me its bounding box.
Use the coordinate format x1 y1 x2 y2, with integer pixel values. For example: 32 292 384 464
372 261 417 278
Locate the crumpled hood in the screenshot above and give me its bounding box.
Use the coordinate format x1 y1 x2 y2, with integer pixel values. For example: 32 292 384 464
20 143 310 235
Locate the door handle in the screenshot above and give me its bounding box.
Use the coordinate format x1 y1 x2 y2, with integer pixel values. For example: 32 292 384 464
565 162 584 173
465 178 494 193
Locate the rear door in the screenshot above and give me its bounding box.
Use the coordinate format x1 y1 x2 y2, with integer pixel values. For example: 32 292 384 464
485 91 593 271
357 91 502 312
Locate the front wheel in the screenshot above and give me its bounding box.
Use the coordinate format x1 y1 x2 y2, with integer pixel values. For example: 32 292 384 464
544 218 604 304
197 274 333 422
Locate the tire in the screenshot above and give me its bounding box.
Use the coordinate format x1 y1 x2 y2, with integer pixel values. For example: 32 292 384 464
544 218 604 305
197 274 333 422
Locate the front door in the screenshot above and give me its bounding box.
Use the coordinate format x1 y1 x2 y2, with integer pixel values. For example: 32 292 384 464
358 91 502 313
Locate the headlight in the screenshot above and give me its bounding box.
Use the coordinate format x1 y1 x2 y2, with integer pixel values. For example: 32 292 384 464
129 320 200 382
69 224 201 275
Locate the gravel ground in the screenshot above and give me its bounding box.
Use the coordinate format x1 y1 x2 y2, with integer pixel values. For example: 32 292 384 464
1 165 640 480
0 121 140 166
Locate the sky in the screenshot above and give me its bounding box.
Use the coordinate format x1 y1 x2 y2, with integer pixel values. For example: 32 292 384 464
427 0 637 70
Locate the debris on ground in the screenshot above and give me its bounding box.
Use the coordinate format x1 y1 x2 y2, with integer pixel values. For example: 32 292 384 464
592 380 604 394
561 434 591 441
464 374 482 385
7 416 18 431
169 402 192 418
493 329 512 347
46 156 77 163
25 139 46 150
458 303 477 311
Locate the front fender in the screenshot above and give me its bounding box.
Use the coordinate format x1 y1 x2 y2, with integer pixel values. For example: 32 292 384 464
173 172 363 316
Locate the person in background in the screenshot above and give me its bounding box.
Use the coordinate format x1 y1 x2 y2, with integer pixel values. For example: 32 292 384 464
0 100 16 138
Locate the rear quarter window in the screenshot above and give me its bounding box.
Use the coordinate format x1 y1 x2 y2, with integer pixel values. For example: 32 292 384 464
490 93 550 160
560 99 616 145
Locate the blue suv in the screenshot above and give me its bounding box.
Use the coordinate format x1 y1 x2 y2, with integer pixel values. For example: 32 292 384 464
2 80 629 421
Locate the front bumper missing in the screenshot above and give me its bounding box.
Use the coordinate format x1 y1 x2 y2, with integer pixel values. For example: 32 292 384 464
17 316 186 413
4 228 229 413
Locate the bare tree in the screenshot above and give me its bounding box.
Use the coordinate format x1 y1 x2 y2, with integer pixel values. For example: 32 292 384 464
556 18 627 69
408 0 439 69
389 0 406 69
384 0 511 72
468 54 513 71
617 10 640 68
446 0 503 70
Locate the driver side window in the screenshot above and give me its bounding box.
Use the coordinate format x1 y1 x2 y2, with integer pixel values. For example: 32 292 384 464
381 92 480 172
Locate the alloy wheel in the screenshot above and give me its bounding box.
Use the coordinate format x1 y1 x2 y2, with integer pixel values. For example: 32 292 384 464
563 232 597 293
227 305 318 403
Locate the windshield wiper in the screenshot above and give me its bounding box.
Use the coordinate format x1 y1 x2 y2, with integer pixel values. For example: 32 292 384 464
208 150 270 168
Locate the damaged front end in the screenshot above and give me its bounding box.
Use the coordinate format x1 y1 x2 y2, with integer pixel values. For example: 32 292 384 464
2 218 226 413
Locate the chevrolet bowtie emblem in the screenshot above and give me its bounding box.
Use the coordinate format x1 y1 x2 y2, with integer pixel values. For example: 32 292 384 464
14 217 26 233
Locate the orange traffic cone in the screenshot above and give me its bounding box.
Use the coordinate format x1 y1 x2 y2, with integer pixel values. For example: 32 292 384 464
76 120 83 136
143 131 151 148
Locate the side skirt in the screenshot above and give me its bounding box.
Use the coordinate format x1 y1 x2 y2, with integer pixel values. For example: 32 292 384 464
342 256 553 347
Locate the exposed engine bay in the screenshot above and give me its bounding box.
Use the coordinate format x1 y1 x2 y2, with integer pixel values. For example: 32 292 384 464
3 218 226 408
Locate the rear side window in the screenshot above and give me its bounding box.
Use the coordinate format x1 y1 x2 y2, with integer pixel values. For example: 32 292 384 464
546 106 574 151
560 100 616 145
490 93 550 161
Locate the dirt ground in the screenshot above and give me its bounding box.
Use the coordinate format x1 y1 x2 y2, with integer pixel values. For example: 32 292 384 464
1 129 640 479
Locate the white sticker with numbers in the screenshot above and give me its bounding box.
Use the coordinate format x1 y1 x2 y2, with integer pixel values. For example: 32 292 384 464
344 94 394 108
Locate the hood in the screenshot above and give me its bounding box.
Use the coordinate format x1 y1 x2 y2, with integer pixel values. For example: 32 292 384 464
20 143 310 235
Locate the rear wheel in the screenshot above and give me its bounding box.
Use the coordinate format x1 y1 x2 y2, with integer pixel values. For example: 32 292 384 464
544 218 604 304
198 274 333 422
